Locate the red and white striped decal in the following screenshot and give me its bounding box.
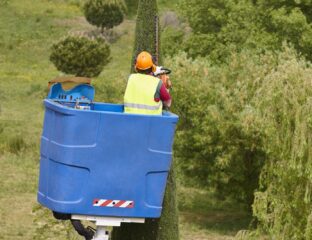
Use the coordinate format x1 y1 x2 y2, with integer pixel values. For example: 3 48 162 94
93 199 134 208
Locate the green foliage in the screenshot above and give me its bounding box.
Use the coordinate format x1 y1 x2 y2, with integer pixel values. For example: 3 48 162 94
161 27 184 57
83 0 126 31
170 45 312 238
180 0 229 34
178 0 312 63
177 0 268 63
256 0 312 23
258 4 312 61
170 51 267 206
132 0 160 71
50 35 111 77
251 47 312 239
182 34 221 60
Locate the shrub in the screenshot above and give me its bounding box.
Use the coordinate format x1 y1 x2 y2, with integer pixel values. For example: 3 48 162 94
161 27 184 57
251 47 312 239
50 36 111 77
183 33 220 60
169 45 312 238
170 52 267 207
83 0 126 32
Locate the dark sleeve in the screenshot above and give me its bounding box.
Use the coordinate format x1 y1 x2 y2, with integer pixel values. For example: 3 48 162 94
154 80 163 101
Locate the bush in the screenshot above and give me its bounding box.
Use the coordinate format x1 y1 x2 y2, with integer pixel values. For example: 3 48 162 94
251 47 312 239
161 27 184 57
50 36 111 77
83 0 126 31
183 33 221 60
170 51 268 207
169 45 312 238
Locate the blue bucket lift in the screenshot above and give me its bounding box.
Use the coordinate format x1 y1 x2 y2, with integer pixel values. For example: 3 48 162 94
37 80 179 239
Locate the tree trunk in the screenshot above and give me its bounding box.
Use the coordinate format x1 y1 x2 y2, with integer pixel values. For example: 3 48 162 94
111 168 179 240
111 0 179 239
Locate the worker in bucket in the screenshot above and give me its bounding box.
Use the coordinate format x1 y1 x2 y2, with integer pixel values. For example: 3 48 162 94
124 51 171 115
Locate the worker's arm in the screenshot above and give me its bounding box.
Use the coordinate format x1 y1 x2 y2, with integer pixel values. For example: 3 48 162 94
159 83 171 108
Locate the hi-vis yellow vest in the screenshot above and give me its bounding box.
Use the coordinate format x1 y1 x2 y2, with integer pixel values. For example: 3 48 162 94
124 73 163 115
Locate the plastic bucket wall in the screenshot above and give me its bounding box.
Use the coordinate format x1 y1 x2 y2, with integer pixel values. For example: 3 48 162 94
38 100 178 218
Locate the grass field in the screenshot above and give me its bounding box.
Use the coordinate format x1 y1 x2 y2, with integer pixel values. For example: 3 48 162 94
0 1 250 239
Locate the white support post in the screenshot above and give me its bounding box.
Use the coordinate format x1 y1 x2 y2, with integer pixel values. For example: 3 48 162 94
71 215 145 240
92 226 109 240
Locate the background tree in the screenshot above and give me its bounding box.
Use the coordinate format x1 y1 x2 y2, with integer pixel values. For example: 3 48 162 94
175 0 312 63
255 0 312 60
160 0 312 208
83 0 126 32
250 48 312 239
50 36 111 77
111 0 180 239
170 45 312 239
161 27 184 58
170 51 267 208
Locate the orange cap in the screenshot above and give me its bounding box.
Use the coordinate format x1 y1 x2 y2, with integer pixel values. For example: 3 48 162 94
135 51 156 72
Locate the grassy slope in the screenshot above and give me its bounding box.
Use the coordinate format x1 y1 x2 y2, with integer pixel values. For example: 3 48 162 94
179 188 252 240
0 2 81 239
0 1 249 239
0 1 133 239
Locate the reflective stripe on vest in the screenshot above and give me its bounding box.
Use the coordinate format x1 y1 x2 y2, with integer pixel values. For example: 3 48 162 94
124 73 162 115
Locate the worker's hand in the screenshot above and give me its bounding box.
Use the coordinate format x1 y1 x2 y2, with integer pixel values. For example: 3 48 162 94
166 79 172 89
160 74 172 90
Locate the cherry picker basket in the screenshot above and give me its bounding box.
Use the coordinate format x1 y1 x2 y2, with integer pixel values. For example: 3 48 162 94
37 80 178 218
